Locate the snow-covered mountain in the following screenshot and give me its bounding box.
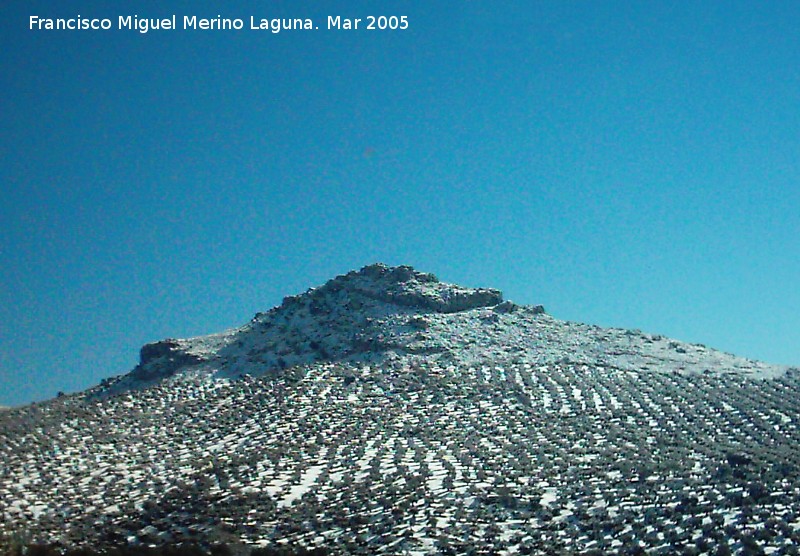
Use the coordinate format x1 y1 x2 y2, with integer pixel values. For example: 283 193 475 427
103 263 783 396
2 264 799 554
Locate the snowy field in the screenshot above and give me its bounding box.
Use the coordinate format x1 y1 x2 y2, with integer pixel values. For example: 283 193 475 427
3 361 800 554
2 264 797 554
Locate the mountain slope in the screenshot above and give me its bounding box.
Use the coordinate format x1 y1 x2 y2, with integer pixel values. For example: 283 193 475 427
1 264 798 554
103 263 782 396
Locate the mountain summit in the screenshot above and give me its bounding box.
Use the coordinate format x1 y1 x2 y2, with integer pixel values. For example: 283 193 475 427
118 263 510 389
2 264 799 554
109 262 779 397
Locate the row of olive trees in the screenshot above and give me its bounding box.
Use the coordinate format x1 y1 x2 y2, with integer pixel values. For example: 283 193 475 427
0 539 328 556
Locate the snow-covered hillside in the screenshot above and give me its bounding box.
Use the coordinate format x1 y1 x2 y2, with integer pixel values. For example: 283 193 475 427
101 263 783 397
1 264 798 554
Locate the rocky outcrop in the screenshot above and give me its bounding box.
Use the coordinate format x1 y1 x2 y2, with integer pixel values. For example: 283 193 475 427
130 339 206 381
139 339 187 365
101 264 512 389
316 263 504 313
384 281 503 313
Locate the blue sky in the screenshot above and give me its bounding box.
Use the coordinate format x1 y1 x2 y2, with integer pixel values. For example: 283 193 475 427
2 1 799 406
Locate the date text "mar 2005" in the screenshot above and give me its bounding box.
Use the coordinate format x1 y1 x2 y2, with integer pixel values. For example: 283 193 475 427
328 16 408 30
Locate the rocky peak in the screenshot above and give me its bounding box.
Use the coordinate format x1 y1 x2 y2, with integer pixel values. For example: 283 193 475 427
294 263 504 314
119 264 511 389
137 338 205 378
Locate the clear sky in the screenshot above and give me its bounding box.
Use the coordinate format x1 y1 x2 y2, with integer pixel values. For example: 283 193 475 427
2 1 799 406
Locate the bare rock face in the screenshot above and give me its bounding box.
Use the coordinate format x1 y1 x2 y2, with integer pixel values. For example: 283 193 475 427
131 339 206 381
319 263 504 313
139 339 185 365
